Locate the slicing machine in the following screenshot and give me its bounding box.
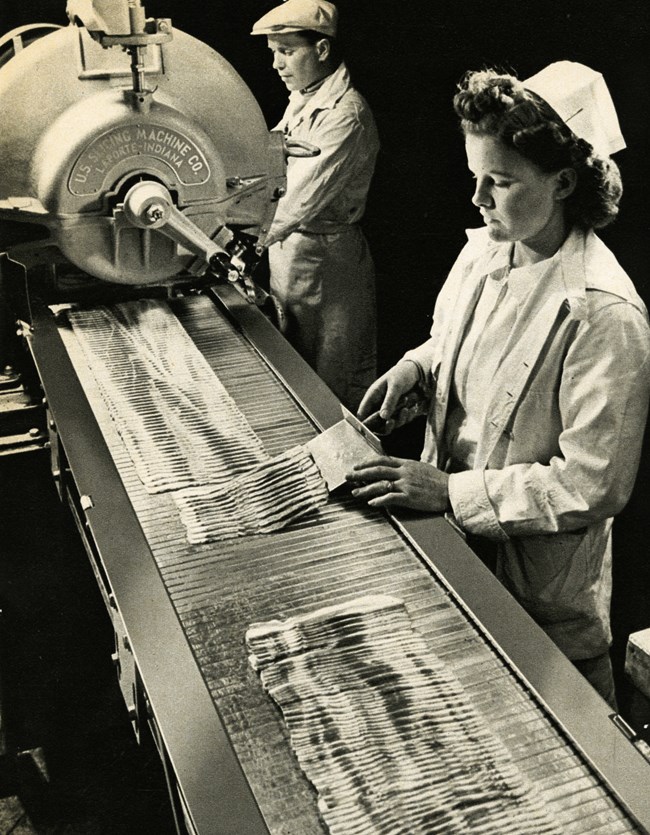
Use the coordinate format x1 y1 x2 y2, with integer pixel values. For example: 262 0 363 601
0 0 286 288
2 4 650 835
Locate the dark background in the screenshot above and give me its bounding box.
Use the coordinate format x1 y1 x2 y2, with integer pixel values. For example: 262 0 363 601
1 0 649 732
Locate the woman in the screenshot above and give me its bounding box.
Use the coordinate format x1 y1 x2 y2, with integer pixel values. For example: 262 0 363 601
347 62 650 706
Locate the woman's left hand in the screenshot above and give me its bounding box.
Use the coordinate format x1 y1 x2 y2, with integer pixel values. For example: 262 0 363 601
346 456 450 512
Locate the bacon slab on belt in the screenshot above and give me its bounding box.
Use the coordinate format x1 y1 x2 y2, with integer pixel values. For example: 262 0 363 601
247 595 562 835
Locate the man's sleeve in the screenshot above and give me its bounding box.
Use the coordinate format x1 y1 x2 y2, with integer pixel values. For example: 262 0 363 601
265 107 373 245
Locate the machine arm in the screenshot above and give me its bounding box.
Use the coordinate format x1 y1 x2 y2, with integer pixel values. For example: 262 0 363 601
122 181 241 282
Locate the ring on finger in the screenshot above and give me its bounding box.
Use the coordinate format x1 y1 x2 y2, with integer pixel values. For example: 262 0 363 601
383 479 393 493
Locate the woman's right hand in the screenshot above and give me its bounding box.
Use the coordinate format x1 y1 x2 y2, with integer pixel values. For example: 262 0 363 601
357 360 424 434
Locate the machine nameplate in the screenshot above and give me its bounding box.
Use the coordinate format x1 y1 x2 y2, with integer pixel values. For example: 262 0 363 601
69 124 211 194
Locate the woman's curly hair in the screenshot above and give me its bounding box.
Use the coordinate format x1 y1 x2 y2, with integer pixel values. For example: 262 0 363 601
453 69 622 229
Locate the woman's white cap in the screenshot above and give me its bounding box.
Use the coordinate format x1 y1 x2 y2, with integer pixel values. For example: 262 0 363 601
251 0 338 37
524 61 625 156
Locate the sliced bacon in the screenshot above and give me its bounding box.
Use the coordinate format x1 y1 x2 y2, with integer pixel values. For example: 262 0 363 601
247 595 562 835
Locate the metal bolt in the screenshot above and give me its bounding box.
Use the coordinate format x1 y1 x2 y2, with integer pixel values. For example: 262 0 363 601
145 204 165 223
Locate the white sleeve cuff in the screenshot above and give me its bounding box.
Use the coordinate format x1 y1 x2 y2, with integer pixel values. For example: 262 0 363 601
448 470 508 541
402 341 436 385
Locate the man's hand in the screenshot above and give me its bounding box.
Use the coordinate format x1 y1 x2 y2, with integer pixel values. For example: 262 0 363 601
346 455 450 512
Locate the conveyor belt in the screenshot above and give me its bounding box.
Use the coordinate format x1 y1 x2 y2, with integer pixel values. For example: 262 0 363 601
56 294 642 834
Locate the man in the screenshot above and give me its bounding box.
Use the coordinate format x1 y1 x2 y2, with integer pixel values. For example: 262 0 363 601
252 0 379 411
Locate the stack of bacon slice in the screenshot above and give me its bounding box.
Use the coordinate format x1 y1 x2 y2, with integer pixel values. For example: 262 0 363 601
174 444 328 543
247 595 562 835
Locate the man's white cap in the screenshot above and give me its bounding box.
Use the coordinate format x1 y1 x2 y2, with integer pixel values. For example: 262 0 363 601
251 0 338 37
524 61 625 156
